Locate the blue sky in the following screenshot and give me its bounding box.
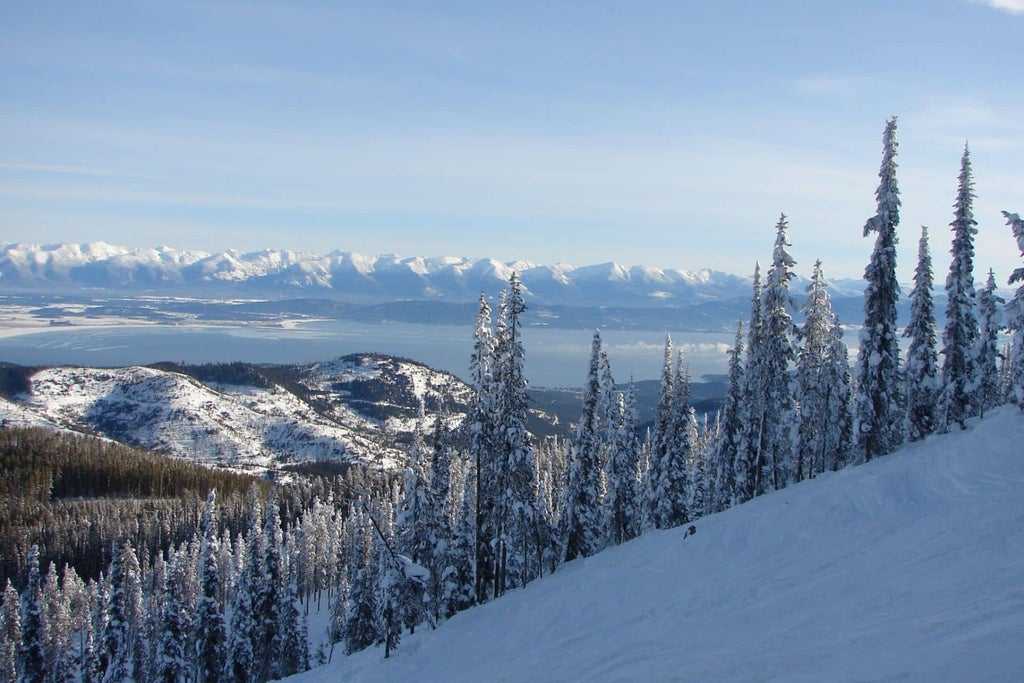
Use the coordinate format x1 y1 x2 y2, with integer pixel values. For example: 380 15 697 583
1 0 1022 281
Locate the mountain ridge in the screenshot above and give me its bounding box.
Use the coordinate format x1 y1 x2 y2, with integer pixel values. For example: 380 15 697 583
0 241 867 306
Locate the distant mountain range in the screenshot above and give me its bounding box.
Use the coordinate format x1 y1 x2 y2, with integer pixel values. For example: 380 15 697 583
0 241 868 307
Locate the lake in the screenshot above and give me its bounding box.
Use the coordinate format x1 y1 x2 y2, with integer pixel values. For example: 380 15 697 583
0 320 738 388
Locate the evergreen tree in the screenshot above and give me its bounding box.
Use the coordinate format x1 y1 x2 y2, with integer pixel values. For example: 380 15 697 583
1 580 20 683
941 143 981 430
760 214 799 489
796 261 852 479
225 505 260 683
975 269 1004 416
154 553 189 683
904 226 940 441
468 293 498 604
712 321 744 512
1003 211 1024 407
343 511 379 655
645 337 679 529
737 265 766 502
561 331 608 561
194 492 227 683
18 547 46 683
99 542 141 683
41 562 73 683
394 407 432 631
493 274 539 592
857 116 904 460
605 382 641 545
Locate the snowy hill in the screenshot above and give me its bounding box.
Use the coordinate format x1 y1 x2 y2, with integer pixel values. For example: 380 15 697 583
0 241 826 306
2 354 476 475
292 408 1024 682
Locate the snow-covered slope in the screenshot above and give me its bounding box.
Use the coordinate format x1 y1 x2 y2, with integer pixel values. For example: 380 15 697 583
5 355 474 474
293 407 1024 682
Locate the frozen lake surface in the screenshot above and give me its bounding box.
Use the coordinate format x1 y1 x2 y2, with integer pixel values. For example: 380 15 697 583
0 320 739 388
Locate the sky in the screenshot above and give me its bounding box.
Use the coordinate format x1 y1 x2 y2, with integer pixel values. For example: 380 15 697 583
1 0 1022 281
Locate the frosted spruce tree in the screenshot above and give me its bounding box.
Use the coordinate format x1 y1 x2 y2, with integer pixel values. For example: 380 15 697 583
711 320 744 513
759 214 799 489
645 337 674 529
1003 211 1024 407
796 261 852 479
467 293 498 603
941 144 981 430
155 552 190 683
494 273 539 592
561 331 609 561
1 580 20 683
857 116 904 460
194 492 227 683
903 226 940 442
975 269 1004 416
604 381 641 545
18 547 46 683
737 265 765 502
395 407 432 630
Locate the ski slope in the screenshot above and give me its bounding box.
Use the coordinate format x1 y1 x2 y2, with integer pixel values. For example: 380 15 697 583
290 407 1024 682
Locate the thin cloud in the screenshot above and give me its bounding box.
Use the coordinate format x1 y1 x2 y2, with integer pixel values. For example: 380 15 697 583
971 0 1024 13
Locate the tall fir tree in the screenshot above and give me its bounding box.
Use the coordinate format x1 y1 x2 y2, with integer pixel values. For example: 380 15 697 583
737 266 766 502
712 320 744 513
194 491 227 683
941 143 981 430
467 293 498 604
1003 211 1024 407
645 337 677 529
759 214 799 490
1 580 21 683
561 331 608 561
18 547 46 683
494 274 539 592
796 261 852 479
857 116 904 460
975 269 1004 416
904 226 940 441
604 382 641 545
155 552 190 683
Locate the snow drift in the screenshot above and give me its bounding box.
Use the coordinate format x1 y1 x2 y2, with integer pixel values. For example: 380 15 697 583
291 407 1024 682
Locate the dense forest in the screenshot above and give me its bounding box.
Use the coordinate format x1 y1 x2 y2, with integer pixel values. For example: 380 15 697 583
1 118 1022 682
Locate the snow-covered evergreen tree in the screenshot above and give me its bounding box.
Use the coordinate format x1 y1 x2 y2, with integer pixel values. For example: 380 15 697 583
604 382 641 545
975 268 1004 416
561 331 608 562
759 214 799 489
343 510 379 655
100 541 141 683
904 226 940 442
796 260 852 479
395 407 432 630
1003 211 1024 407
737 265 765 502
467 293 498 603
646 337 690 529
941 143 981 430
155 552 190 683
194 492 227 683
857 116 904 460
41 562 73 683
493 273 539 592
1 580 20 683
712 321 744 512
19 547 46 683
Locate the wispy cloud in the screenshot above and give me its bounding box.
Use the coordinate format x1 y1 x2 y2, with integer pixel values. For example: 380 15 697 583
971 0 1024 14
794 75 874 99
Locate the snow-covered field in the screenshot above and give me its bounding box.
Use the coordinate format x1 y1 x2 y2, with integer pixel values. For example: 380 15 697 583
292 407 1024 682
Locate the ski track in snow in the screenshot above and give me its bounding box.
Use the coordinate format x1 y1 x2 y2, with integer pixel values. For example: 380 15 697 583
289 407 1024 683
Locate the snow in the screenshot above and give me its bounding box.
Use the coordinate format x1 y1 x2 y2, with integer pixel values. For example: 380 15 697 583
290 407 1024 682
